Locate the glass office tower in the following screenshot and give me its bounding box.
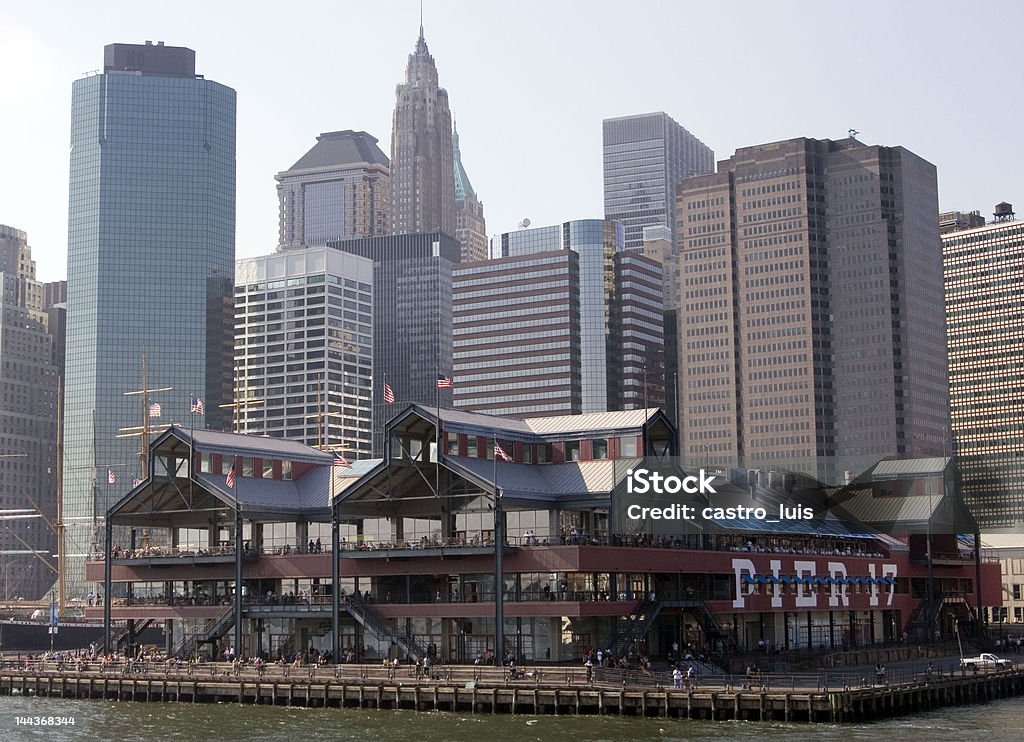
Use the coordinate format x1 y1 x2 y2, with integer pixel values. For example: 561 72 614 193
63 42 236 600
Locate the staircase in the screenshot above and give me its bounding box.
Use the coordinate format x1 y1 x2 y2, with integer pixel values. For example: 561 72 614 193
344 597 430 660
691 600 740 654
112 618 154 651
607 597 663 659
171 605 236 659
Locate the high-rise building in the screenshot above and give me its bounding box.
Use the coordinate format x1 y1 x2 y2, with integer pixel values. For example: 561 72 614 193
0 225 59 599
675 136 948 481
453 220 663 417
939 209 986 235
235 248 374 457
943 202 1024 529
63 41 236 599
603 112 714 252
276 130 391 248
390 24 456 238
327 232 458 453
453 122 487 262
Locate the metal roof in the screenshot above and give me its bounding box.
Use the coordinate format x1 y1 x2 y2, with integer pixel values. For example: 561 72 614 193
184 428 333 464
870 457 951 479
832 487 939 524
429 405 660 440
447 456 625 500
192 472 331 519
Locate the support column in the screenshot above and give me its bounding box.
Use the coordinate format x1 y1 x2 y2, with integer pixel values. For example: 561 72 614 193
103 519 112 653
332 508 340 664
494 493 504 666
234 507 244 659
296 521 309 553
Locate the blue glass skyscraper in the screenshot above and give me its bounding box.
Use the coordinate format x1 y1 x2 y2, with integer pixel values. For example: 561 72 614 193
63 42 236 600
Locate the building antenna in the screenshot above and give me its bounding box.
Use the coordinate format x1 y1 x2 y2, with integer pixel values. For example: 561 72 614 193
848 128 859 139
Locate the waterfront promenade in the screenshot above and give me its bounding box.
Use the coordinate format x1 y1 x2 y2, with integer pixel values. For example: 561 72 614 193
1 657 1022 723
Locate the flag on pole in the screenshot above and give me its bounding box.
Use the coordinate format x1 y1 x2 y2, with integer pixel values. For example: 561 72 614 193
190 397 205 415
436 373 453 388
494 441 512 463
333 451 352 470
107 468 116 485
148 402 162 418
226 467 236 489
383 381 395 404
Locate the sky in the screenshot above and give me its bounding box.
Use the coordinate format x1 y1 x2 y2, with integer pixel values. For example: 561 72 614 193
1 0 1021 283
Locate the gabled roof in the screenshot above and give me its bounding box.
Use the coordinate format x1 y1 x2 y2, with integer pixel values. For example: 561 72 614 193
185 427 333 465
283 130 389 173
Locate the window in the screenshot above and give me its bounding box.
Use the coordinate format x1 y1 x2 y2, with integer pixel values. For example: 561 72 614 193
620 436 638 457
1014 584 1022 601
592 439 608 460
565 441 580 462
282 460 292 480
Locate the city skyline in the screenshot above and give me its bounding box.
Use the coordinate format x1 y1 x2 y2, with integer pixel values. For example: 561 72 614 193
2 0 1021 282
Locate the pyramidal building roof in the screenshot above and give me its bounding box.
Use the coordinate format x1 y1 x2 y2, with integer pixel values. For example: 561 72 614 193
285 130 389 173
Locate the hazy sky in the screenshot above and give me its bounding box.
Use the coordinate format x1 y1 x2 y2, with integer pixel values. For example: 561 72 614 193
1 0 1020 282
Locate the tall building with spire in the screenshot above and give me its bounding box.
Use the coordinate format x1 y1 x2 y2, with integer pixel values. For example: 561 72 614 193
453 122 487 262
390 23 456 238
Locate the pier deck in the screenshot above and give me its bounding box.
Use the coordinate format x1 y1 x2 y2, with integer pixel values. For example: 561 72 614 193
2 663 1022 723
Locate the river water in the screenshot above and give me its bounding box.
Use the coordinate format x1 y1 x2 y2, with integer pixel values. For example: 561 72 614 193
0 694 1022 741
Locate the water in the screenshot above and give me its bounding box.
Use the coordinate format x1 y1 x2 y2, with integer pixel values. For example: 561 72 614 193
0 694 1022 741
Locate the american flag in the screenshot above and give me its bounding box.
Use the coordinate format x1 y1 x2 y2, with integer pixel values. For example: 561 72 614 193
383 381 395 404
191 396 205 415
148 402 162 418
226 467 236 489
494 441 512 462
333 451 352 470
436 373 453 388
107 468 116 485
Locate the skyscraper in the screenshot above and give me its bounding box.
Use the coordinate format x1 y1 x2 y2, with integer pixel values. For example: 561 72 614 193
674 136 948 481
453 122 487 262
276 130 391 248
603 112 714 252
453 220 664 417
63 41 235 599
328 232 459 454
390 24 456 238
943 203 1024 529
0 225 58 600
235 248 374 457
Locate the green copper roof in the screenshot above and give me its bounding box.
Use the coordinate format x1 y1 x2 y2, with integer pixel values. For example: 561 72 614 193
453 121 474 201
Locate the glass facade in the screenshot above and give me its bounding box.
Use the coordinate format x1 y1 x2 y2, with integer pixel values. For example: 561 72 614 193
328 232 458 454
603 113 714 252
234 248 374 457
944 218 1024 528
63 44 236 600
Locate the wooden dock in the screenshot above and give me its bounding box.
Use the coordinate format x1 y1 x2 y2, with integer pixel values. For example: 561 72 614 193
2 665 1022 723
